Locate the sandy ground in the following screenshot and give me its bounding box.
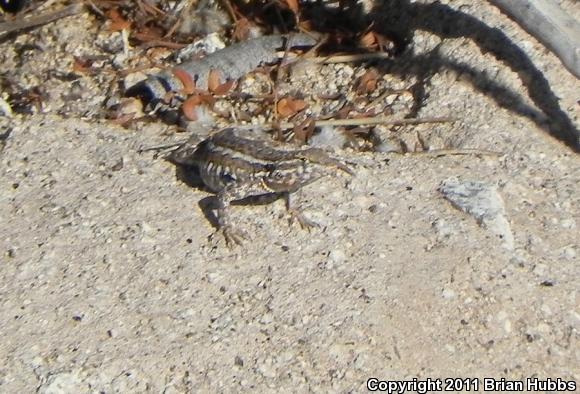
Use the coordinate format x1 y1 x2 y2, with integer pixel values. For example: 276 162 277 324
0 1 578 392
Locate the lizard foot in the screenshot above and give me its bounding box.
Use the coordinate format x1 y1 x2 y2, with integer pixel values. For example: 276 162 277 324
212 225 248 247
288 209 320 231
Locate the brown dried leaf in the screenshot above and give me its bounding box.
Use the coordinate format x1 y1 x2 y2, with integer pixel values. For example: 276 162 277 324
284 0 300 15
277 99 293 118
356 68 379 94
72 57 91 74
291 99 307 112
298 20 314 32
211 80 236 95
132 27 165 43
207 69 223 93
277 97 308 118
233 17 251 42
359 30 394 52
373 31 394 51
172 68 197 95
182 96 202 121
292 118 315 144
198 94 216 107
359 31 377 49
335 104 353 119
106 8 131 32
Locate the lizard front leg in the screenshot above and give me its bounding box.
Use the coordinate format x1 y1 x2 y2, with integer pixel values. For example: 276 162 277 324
215 180 272 246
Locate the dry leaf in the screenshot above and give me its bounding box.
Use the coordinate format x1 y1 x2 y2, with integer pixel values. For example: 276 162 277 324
106 8 131 32
172 68 196 95
72 57 91 74
132 27 166 43
359 31 377 49
277 99 293 117
373 32 394 51
298 20 314 32
356 68 379 94
182 96 202 121
198 94 216 107
335 104 353 119
284 0 300 15
211 80 235 95
233 18 251 42
290 99 307 112
292 118 315 144
277 97 307 118
207 69 223 93
359 30 394 52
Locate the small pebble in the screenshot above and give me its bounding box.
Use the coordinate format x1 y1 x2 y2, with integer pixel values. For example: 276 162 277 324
560 218 576 229
328 249 347 264
442 288 456 299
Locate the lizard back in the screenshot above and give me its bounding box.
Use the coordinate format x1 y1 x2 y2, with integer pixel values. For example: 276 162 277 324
192 129 313 193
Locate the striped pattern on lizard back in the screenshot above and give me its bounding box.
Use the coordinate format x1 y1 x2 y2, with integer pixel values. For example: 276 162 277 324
192 128 319 194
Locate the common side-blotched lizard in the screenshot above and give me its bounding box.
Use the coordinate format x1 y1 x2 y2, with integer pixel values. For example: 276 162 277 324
168 128 353 245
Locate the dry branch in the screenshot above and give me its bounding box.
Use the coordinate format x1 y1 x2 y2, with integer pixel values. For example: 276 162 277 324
234 116 455 130
488 0 580 78
0 3 84 36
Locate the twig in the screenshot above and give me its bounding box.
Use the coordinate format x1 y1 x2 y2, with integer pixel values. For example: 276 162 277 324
138 0 166 16
404 149 502 157
139 39 187 50
310 52 393 64
164 0 194 38
272 33 295 131
219 0 238 22
261 116 455 129
118 62 165 77
85 0 105 17
0 3 84 36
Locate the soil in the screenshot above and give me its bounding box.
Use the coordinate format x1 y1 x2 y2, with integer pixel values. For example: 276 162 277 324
0 0 578 392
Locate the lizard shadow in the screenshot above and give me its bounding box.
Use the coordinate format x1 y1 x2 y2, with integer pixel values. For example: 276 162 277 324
174 163 282 230
237 0 579 151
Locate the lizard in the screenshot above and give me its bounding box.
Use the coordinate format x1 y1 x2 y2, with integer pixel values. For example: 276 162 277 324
167 128 353 245
125 34 318 115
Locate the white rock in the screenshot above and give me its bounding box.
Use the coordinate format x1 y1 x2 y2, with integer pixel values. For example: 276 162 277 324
309 126 347 149
38 371 86 393
560 218 576 229
328 249 347 264
439 178 514 250
442 288 456 299
561 245 576 260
